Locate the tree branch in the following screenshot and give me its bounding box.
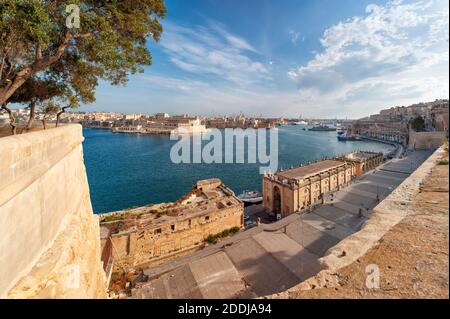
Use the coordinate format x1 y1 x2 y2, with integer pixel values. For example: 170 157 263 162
0 34 72 105
56 105 71 127
35 43 42 61
1 102 17 135
68 32 94 39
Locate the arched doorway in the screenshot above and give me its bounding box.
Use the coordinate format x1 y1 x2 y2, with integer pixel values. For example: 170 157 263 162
273 186 281 214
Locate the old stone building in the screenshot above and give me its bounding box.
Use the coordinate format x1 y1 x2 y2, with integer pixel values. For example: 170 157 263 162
263 152 384 218
335 151 384 177
100 179 243 270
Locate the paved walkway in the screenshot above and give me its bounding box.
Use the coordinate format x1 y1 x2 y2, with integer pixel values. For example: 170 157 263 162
131 150 432 299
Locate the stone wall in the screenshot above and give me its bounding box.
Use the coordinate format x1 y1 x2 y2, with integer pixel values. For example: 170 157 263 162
263 164 353 218
408 130 447 150
106 203 243 271
0 125 107 298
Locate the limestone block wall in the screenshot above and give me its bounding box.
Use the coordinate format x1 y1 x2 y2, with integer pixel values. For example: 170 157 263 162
109 204 243 270
409 130 447 150
0 125 107 298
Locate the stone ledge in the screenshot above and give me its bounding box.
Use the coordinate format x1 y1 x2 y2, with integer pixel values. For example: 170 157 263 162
0 125 84 198
0 125 107 298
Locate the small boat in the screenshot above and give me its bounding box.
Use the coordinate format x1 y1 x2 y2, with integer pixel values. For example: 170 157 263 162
238 190 263 205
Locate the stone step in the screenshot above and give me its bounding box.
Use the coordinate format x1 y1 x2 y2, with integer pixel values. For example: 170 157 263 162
253 231 322 281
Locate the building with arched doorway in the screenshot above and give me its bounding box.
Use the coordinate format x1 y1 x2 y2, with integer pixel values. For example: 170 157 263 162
262 151 384 219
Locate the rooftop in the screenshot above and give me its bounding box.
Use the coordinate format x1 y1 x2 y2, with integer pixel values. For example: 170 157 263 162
276 160 345 180
345 151 380 162
99 179 242 235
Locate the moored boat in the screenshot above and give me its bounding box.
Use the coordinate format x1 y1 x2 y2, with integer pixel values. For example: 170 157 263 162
308 125 337 131
238 190 263 205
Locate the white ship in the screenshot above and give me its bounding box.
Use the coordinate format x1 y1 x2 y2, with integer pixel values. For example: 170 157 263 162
238 190 263 205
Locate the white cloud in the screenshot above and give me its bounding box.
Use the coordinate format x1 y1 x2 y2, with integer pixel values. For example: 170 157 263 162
288 0 449 115
289 30 301 44
91 0 448 119
140 75 211 92
159 22 269 86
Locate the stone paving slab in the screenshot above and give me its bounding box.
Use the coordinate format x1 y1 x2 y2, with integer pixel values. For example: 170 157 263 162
225 238 300 296
362 174 403 187
301 212 354 240
355 181 395 195
253 231 323 281
285 219 340 256
374 170 408 181
333 200 366 216
132 276 168 299
314 205 366 230
341 187 382 200
189 251 246 299
382 159 426 174
334 189 374 202
334 193 378 211
134 264 203 299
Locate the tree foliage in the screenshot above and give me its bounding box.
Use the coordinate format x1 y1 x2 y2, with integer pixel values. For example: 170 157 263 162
0 0 166 105
410 116 426 132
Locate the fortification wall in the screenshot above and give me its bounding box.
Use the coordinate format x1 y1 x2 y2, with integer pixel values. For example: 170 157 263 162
0 125 107 298
106 204 243 270
409 130 446 150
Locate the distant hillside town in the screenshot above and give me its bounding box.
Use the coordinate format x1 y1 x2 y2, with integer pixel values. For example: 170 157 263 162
349 99 448 148
0 110 283 134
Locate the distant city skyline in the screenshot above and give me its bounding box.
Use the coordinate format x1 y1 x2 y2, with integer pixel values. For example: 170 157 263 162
79 0 449 118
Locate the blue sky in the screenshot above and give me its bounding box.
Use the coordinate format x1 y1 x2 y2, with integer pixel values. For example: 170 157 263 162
81 0 449 118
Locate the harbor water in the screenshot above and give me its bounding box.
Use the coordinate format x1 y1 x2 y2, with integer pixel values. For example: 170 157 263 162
82 126 395 213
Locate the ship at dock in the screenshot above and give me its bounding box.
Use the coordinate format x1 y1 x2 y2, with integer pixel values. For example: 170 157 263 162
238 190 263 206
308 124 337 132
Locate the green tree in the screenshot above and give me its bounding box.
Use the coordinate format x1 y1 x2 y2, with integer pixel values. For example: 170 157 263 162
410 116 426 132
0 0 166 105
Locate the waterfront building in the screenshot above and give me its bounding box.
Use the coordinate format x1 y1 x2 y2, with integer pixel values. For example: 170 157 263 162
353 100 449 146
335 151 384 176
100 179 244 270
262 151 383 218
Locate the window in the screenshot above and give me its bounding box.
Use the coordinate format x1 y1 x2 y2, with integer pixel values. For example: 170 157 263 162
205 216 210 221
171 225 175 231
155 228 162 234
188 219 192 227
